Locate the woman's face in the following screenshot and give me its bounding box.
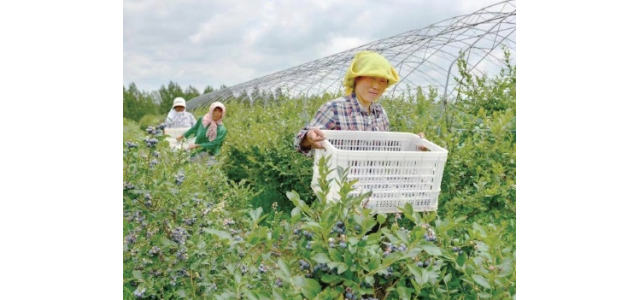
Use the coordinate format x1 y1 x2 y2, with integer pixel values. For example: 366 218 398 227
174 106 185 112
212 107 223 121
354 76 388 106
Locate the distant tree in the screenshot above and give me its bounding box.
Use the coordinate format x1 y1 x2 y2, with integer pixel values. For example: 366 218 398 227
123 83 158 122
158 81 185 112
184 85 200 100
203 85 214 94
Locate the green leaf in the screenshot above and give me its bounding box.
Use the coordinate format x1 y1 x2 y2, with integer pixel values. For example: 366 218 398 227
478 292 493 299
291 207 301 223
396 228 410 245
176 289 187 298
402 247 423 259
407 264 424 286
286 191 300 206
312 253 331 264
301 278 321 299
242 289 259 300
418 241 442 255
344 251 353 267
444 272 451 284
132 270 144 282
203 228 232 240
456 252 467 267
321 274 342 284
376 214 387 224
293 276 306 287
337 262 347 274
473 222 487 237
277 258 291 278
249 207 263 222
401 202 414 219
367 254 381 271
328 248 342 262
473 274 491 289
397 286 411 300
235 269 242 284
272 289 285 300
161 237 177 247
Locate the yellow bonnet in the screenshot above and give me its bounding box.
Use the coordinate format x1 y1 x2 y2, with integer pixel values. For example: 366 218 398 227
343 51 400 95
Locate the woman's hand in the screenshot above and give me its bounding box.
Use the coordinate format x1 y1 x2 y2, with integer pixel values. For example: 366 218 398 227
176 135 184 141
302 128 326 150
188 144 199 150
417 132 429 151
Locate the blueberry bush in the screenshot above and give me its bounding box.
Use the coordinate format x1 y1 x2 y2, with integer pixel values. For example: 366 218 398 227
123 56 516 299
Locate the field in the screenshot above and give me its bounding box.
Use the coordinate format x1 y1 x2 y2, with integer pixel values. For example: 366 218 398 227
123 61 516 299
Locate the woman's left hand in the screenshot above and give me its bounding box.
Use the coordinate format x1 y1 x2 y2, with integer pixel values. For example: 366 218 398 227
417 132 428 151
188 144 199 150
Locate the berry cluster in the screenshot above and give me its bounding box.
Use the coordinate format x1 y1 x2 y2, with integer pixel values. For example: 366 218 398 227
123 182 135 190
182 217 196 226
144 137 159 147
293 229 314 239
258 263 268 273
175 173 185 185
299 259 311 271
170 227 188 245
176 247 188 261
133 288 146 298
423 227 437 242
330 220 346 234
415 259 431 268
125 233 137 246
126 141 138 148
148 246 161 256
223 218 236 226
382 242 407 257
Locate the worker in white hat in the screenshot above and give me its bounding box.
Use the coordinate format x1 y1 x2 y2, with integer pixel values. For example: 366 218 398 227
165 97 196 129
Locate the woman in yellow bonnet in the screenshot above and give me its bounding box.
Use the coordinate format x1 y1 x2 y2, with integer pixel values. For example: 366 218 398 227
295 51 415 154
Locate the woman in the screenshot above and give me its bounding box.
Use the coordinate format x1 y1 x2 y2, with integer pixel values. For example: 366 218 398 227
294 51 427 154
177 102 227 164
165 97 197 129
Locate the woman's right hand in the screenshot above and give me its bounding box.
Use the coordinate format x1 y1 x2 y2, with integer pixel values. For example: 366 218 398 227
304 128 326 150
176 135 184 141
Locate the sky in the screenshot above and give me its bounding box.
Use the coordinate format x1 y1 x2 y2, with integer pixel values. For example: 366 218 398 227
124 0 506 93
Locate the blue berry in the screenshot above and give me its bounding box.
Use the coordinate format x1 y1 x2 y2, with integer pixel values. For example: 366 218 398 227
133 288 146 298
258 264 267 273
339 241 347 248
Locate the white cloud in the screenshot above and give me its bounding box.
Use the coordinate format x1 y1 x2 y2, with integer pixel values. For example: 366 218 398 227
123 0 514 93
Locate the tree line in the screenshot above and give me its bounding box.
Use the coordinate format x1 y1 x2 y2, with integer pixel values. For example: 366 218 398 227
123 81 228 122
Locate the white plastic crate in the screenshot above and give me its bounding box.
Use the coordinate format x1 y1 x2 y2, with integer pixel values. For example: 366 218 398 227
312 130 448 213
164 127 194 150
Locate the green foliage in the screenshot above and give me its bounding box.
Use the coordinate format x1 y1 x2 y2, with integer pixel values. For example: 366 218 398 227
124 83 159 122
123 139 515 299
123 54 516 299
158 81 186 113
139 114 166 131
220 99 317 216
